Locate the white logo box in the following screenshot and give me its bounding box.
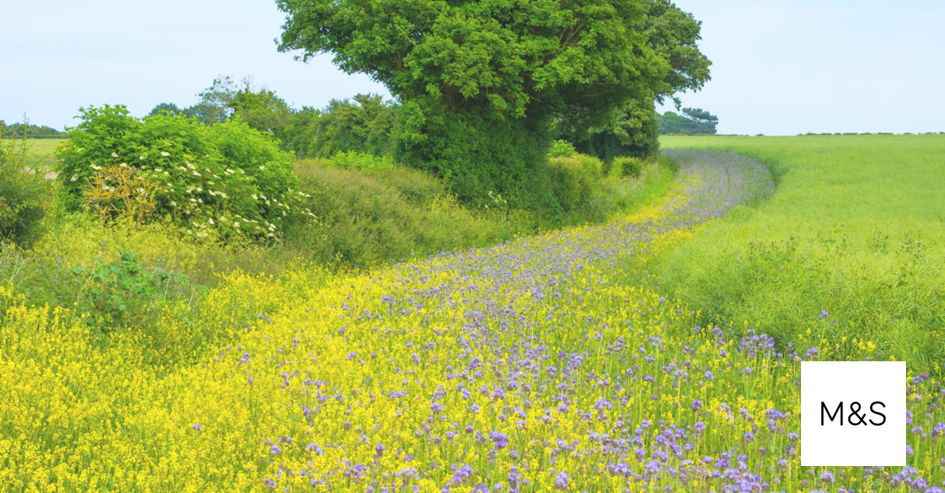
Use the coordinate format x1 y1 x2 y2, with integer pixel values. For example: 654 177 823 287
801 361 906 466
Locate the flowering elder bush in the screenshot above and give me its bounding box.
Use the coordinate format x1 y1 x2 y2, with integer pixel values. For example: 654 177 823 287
2 151 944 492
55 104 314 239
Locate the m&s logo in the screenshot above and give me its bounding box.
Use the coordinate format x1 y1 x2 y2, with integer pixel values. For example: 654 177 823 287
801 361 904 466
820 401 886 426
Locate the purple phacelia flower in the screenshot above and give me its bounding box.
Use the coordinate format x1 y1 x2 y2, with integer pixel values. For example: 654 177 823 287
554 472 570 489
692 399 703 412
452 464 474 485
490 431 509 450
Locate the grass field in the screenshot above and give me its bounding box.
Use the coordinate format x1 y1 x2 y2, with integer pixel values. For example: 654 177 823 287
658 135 945 374
26 138 65 160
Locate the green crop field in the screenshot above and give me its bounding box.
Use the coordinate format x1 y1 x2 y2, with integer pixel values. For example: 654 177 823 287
658 135 945 373
25 138 66 165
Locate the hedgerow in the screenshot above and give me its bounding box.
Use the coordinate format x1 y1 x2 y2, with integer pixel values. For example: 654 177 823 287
55 105 313 240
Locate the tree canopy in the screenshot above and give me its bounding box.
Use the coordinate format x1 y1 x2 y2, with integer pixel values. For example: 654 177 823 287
276 0 670 126
640 0 712 108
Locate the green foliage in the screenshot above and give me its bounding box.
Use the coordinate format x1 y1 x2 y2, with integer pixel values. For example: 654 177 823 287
70 250 201 336
277 0 672 201
396 110 553 205
0 124 50 247
285 94 397 159
548 140 576 158
558 100 662 161
659 134 945 373
640 0 713 107
230 87 293 142
325 151 394 171
655 108 718 135
545 155 601 213
552 0 710 164
612 156 644 177
54 105 308 240
148 103 184 117
189 76 239 125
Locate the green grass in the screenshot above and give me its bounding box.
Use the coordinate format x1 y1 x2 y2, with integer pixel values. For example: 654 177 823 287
657 134 945 373
26 138 65 165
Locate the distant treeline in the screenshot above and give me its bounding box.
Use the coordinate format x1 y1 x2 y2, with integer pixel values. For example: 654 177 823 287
655 108 718 135
0 121 66 139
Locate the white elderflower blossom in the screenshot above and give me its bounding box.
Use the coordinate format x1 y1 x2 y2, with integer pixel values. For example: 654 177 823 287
160 151 170 157
110 152 118 158
208 218 214 225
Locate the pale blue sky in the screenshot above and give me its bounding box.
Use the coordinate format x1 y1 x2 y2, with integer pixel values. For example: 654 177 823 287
2 0 943 135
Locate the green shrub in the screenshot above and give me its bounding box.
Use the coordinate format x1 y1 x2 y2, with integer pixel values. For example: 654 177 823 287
70 250 202 336
572 153 603 181
54 105 310 240
326 151 394 171
397 109 551 206
548 140 576 158
0 125 50 247
545 156 597 212
613 156 644 177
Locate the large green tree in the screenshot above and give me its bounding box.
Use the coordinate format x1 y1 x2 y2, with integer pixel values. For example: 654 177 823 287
276 0 671 202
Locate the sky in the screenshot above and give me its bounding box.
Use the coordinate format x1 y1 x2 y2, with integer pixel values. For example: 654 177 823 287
1 0 943 135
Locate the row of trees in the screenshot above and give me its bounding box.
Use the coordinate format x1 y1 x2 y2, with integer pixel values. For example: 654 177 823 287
0 120 65 139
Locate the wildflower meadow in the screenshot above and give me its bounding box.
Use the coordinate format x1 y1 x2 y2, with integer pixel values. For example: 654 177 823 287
3 149 943 492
